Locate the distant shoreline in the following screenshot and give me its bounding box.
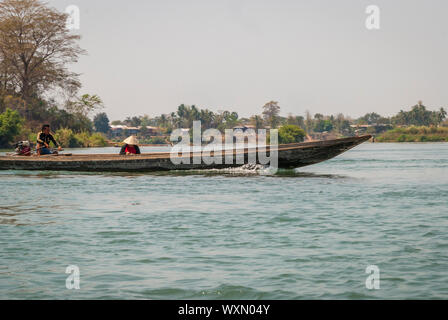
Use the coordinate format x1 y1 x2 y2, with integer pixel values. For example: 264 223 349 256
373 141 448 143
375 127 448 143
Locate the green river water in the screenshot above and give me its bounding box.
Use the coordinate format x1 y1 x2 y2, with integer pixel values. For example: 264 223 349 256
0 143 447 299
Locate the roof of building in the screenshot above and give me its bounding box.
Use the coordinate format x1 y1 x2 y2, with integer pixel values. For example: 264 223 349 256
110 125 160 131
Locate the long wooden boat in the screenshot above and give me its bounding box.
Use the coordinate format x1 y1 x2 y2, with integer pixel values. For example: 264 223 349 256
0 135 371 172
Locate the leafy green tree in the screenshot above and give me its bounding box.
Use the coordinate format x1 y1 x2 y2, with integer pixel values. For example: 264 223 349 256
54 128 78 148
392 102 446 126
278 125 305 144
49 110 93 133
0 108 23 147
314 119 333 132
93 112 110 133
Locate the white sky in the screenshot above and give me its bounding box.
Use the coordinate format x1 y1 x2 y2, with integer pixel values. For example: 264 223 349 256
48 0 448 120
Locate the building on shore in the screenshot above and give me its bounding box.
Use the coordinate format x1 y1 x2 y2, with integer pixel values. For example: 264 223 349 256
350 124 391 135
232 125 257 132
110 125 160 138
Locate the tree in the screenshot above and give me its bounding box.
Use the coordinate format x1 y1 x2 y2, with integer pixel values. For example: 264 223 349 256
140 114 152 127
262 101 281 128
436 107 447 125
357 112 381 125
93 112 110 133
305 110 313 133
334 113 352 135
139 125 149 138
222 111 239 129
0 48 14 95
278 125 305 144
124 116 141 127
158 114 169 128
0 108 23 147
314 119 333 132
0 95 26 115
199 109 216 129
391 102 446 126
0 0 85 102
175 104 201 128
250 115 264 130
286 114 305 128
66 94 104 117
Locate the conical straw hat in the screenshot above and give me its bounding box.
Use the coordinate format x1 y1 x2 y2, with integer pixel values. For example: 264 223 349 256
123 136 139 145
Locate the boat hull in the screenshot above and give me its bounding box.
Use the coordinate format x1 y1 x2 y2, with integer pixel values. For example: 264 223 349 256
0 135 371 172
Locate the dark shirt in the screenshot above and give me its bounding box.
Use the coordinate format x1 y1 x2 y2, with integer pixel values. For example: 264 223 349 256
37 132 59 147
120 144 141 155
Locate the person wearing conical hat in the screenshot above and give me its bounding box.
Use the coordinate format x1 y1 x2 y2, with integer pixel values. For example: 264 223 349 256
119 136 141 155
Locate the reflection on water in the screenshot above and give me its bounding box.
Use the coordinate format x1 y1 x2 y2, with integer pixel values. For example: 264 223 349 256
0 143 447 299
0 204 60 226
1 166 348 179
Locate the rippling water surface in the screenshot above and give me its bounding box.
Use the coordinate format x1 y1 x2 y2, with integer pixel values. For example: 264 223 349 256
1 143 447 299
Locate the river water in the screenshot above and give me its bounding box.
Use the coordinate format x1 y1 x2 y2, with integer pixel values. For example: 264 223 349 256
0 143 447 299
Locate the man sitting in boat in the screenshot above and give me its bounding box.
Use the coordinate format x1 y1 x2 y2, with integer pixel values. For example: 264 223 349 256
36 124 62 156
120 136 141 155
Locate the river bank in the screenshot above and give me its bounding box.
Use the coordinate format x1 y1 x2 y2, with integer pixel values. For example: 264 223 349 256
376 126 448 142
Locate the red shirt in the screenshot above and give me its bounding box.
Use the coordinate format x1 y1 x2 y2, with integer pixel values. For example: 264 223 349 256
125 145 137 154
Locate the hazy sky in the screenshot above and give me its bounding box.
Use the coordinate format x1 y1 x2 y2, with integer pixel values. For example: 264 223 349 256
47 0 448 121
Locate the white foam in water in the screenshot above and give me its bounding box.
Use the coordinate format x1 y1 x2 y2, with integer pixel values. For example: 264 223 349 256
203 163 271 175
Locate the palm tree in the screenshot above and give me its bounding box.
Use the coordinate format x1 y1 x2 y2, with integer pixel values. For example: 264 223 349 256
438 107 447 125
